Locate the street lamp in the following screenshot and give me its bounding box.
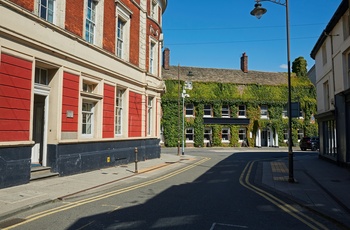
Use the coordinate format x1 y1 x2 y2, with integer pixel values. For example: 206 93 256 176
181 71 193 155
250 0 294 183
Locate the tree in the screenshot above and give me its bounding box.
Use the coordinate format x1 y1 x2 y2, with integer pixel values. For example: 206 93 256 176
292 56 307 77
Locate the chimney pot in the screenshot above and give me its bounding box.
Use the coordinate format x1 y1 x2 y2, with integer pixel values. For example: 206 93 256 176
241 52 248 73
163 48 170 70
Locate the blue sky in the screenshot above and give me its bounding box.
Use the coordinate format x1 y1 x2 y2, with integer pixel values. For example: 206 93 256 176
162 0 342 72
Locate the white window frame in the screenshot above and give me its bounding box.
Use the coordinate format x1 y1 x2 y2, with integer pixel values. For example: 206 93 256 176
238 105 246 118
221 128 230 143
222 105 230 118
147 97 154 136
203 104 212 117
38 0 55 23
185 127 194 142
185 103 194 117
84 0 103 46
151 0 159 21
85 0 97 44
149 39 157 75
282 105 288 118
204 127 212 143
238 128 246 141
80 76 103 138
35 0 65 27
116 4 131 60
116 18 125 58
82 100 95 137
35 67 49 85
82 82 96 93
115 88 125 136
260 105 268 119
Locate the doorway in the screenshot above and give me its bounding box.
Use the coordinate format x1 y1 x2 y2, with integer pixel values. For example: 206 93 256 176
261 128 271 147
31 94 47 166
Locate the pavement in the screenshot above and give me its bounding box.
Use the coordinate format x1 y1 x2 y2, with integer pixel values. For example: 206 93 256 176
0 148 349 229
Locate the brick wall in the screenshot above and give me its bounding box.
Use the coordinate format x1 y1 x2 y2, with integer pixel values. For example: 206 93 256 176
103 0 116 53
65 0 84 37
10 0 34 11
122 0 140 66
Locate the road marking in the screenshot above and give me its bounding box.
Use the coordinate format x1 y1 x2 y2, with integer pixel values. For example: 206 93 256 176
210 222 248 229
3 157 210 230
239 161 328 230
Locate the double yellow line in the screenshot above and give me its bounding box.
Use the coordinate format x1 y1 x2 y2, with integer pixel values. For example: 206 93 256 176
239 160 328 230
4 157 210 230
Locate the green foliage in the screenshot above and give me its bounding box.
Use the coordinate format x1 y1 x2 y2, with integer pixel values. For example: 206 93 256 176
292 56 308 78
161 78 318 148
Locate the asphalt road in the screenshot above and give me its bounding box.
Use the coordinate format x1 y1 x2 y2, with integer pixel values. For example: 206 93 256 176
3 148 342 230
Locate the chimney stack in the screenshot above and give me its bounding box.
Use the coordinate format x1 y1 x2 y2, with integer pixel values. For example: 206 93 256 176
240 52 248 73
163 48 170 70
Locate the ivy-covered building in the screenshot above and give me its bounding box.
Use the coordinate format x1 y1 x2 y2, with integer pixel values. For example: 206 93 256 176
161 51 318 148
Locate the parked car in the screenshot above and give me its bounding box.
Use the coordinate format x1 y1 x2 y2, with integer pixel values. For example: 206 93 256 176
300 136 319 151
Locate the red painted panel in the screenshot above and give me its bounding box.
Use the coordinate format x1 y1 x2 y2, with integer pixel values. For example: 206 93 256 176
145 97 148 136
1 53 32 69
0 96 31 110
0 72 32 89
156 98 159 136
62 87 79 98
0 64 32 83
0 120 30 130
103 104 114 113
0 107 30 120
61 72 79 132
0 53 32 141
0 85 31 99
103 84 115 138
128 92 142 137
0 131 30 141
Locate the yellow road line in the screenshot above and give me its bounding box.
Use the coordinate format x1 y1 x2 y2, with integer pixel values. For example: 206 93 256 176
4 157 210 230
239 161 328 230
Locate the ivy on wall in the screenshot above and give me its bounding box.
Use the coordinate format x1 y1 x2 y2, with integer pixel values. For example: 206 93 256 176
161 79 318 148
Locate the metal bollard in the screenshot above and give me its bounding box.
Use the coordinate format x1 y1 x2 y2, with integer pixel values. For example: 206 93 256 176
134 147 138 173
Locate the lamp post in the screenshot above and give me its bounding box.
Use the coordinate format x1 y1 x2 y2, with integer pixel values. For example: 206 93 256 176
250 0 294 182
181 71 193 155
177 64 181 156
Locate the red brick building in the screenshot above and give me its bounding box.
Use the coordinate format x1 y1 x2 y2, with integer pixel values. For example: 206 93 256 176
0 0 167 188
